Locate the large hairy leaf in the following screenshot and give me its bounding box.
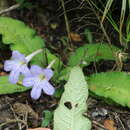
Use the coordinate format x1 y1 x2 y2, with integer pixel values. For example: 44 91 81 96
68 43 121 67
0 17 61 68
88 72 130 108
0 76 30 94
54 66 91 130
0 17 44 66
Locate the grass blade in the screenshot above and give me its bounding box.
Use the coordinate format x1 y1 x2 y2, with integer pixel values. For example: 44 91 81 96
101 0 114 23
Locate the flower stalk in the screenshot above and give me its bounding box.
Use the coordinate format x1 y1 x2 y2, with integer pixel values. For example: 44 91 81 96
26 49 43 63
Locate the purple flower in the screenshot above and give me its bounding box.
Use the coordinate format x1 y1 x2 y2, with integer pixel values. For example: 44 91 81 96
23 65 55 100
4 51 31 84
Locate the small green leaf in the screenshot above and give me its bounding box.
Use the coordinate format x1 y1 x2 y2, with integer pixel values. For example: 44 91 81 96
54 66 91 130
57 67 72 82
41 110 53 127
54 87 64 98
0 76 30 94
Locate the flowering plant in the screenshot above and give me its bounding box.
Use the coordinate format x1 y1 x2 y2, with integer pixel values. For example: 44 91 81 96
4 50 55 100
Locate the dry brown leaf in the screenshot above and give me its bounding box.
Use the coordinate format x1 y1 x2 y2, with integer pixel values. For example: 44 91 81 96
28 128 51 130
104 119 116 130
69 32 82 42
0 72 7 76
13 102 38 119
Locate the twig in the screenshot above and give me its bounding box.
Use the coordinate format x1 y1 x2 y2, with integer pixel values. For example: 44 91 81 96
9 103 22 130
0 119 28 129
9 102 29 130
114 112 125 130
92 120 106 129
0 3 20 15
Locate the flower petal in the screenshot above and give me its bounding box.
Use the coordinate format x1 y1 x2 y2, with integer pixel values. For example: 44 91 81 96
31 86 42 100
9 70 20 84
12 51 26 61
21 64 31 76
30 65 43 75
23 76 35 87
43 68 53 80
4 60 16 71
41 80 55 95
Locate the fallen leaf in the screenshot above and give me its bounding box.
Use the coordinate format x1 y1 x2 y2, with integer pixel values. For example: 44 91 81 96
0 72 7 76
28 128 51 130
69 32 82 42
104 119 116 130
13 102 38 119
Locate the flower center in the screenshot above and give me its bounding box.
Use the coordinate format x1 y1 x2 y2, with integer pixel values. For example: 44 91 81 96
20 61 26 65
39 74 45 80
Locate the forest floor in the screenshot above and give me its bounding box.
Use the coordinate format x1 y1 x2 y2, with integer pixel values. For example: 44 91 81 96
0 0 130 130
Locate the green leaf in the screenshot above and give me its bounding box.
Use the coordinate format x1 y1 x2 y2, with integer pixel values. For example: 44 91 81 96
0 76 30 94
68 43 121 67
0 17 62 69
57 67 72 82
88 72 130 108
0 16 44 66
41 110 53 127
54 87 64 98
54 66 91 130
68 46 86 67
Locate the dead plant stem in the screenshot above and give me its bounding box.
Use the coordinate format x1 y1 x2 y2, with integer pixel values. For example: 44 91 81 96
0 3 20 15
